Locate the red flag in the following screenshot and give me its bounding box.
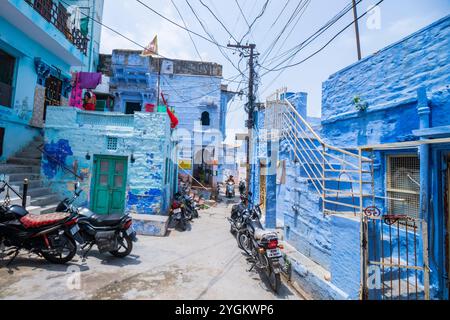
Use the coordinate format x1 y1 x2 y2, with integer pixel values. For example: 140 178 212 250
161 92 179 129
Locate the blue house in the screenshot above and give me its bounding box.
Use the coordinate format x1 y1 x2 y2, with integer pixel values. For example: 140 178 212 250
252 15 450 300
0 0 104 161
103 50 235 192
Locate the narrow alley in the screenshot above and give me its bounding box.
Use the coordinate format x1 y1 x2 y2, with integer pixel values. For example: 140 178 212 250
0 197 302 300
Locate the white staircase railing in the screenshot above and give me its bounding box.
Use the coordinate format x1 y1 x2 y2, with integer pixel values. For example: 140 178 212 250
264 89 374 217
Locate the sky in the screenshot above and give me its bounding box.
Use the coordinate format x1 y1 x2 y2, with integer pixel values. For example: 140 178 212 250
99 0 450 142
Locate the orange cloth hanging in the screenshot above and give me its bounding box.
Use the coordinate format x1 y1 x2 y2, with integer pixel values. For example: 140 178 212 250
161 92 179 129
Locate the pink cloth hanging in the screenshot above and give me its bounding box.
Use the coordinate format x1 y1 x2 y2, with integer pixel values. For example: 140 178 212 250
69 73 83 109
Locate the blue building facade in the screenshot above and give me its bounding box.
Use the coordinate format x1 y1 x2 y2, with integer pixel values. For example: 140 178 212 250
105 50 234 190
254 15 450 300
0 0 103 162
43 106 176 216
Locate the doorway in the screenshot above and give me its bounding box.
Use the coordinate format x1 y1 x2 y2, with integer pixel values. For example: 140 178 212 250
0 49 16 108
193 148 213 187
125 101 142 114
43 76 62 121
91 155 128 215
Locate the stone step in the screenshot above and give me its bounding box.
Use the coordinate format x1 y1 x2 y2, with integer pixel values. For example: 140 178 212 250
15 151 42 160
30 194 60 207
7 157 41 166
0 164 40 174
6 173 41 183
27 187 53 198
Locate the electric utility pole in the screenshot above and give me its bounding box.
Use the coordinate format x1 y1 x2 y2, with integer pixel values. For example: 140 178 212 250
227 43 257 198
352 0 362 60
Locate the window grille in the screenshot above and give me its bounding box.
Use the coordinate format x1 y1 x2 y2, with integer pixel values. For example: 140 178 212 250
107 137 118 151
386 155 420 220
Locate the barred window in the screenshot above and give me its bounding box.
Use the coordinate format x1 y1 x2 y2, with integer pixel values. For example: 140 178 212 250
386 155 420 220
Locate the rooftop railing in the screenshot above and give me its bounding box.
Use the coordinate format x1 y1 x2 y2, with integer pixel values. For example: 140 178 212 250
25 0 89 55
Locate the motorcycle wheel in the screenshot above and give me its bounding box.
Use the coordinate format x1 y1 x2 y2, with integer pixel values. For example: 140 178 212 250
178 219 187 232
229 223 237 235
267 268 281 294
41 234 77 264
110 234 133 258
237 230 252 256
264 257 281 293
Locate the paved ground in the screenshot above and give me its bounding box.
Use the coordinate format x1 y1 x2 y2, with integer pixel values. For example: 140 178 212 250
0 196 302 300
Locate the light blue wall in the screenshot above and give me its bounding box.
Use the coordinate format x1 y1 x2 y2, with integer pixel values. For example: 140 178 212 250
110 51 229 182
317 15 450 300
1 0 102 161
0 14 74 161
43 107 174 215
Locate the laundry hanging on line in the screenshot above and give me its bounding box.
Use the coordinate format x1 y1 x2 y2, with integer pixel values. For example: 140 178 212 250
68 72 102 110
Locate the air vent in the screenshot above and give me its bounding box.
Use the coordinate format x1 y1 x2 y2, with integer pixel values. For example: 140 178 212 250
107 137 118 151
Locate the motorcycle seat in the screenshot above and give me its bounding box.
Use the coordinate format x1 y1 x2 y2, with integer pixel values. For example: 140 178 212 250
88 214 126 227
20 212 70 229
254 228 277 241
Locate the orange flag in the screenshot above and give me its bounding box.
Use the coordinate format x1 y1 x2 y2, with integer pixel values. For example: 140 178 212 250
141 35 158 57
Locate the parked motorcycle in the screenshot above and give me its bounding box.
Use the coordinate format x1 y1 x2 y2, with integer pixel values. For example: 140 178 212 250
239 180 246 196
225 181 236 199
176 186 199 220
235 198 283 293
170 197 189 231
228 194 248 235
56 182 137 258
0 183 81 265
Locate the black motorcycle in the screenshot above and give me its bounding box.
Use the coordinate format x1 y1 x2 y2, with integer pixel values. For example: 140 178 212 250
239 180 246 196
170 197 189 231
228 195 248 235
0 185 81 265
56 182 137 258
176 186 199 220
236 200 283 293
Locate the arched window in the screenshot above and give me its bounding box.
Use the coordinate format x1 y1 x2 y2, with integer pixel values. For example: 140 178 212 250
201 111 210 126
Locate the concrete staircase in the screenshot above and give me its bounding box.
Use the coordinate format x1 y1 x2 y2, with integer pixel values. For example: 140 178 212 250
0 135 61 214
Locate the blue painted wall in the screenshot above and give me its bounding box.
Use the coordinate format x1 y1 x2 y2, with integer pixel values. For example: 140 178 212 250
43 107 175 215
0 0 102 161
274 15 450 300
109 50 232 184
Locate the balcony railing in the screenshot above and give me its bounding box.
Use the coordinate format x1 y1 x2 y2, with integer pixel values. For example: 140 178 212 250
25 0 89 55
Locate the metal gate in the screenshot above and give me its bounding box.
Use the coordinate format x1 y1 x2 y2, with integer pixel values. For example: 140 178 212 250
361 211 430 300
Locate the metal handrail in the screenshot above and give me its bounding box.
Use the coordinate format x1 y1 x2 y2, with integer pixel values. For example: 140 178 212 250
37 144 83 181
0 181 23 200
265 90 376 217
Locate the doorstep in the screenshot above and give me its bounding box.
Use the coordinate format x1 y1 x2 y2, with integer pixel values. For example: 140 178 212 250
131 214 169 237
281 241 351 300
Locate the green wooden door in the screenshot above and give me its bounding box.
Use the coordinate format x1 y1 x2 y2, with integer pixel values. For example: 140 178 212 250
92 156 128 215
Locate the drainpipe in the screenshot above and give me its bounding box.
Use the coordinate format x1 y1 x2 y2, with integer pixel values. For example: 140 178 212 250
417 87 430 222
417 87 432 299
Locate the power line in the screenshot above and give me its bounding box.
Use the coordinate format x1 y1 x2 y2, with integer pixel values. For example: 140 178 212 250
259 0 310 65
239 0 270 43
184 0 248 79
259 0 385 96
261 0 361 70
198 0 239 43
135 0 232 50
263 0 384 74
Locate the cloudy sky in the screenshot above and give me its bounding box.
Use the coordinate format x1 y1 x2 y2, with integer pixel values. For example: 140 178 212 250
99 0 450 141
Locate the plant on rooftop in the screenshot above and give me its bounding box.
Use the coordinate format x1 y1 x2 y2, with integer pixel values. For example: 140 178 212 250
353 96 369 112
